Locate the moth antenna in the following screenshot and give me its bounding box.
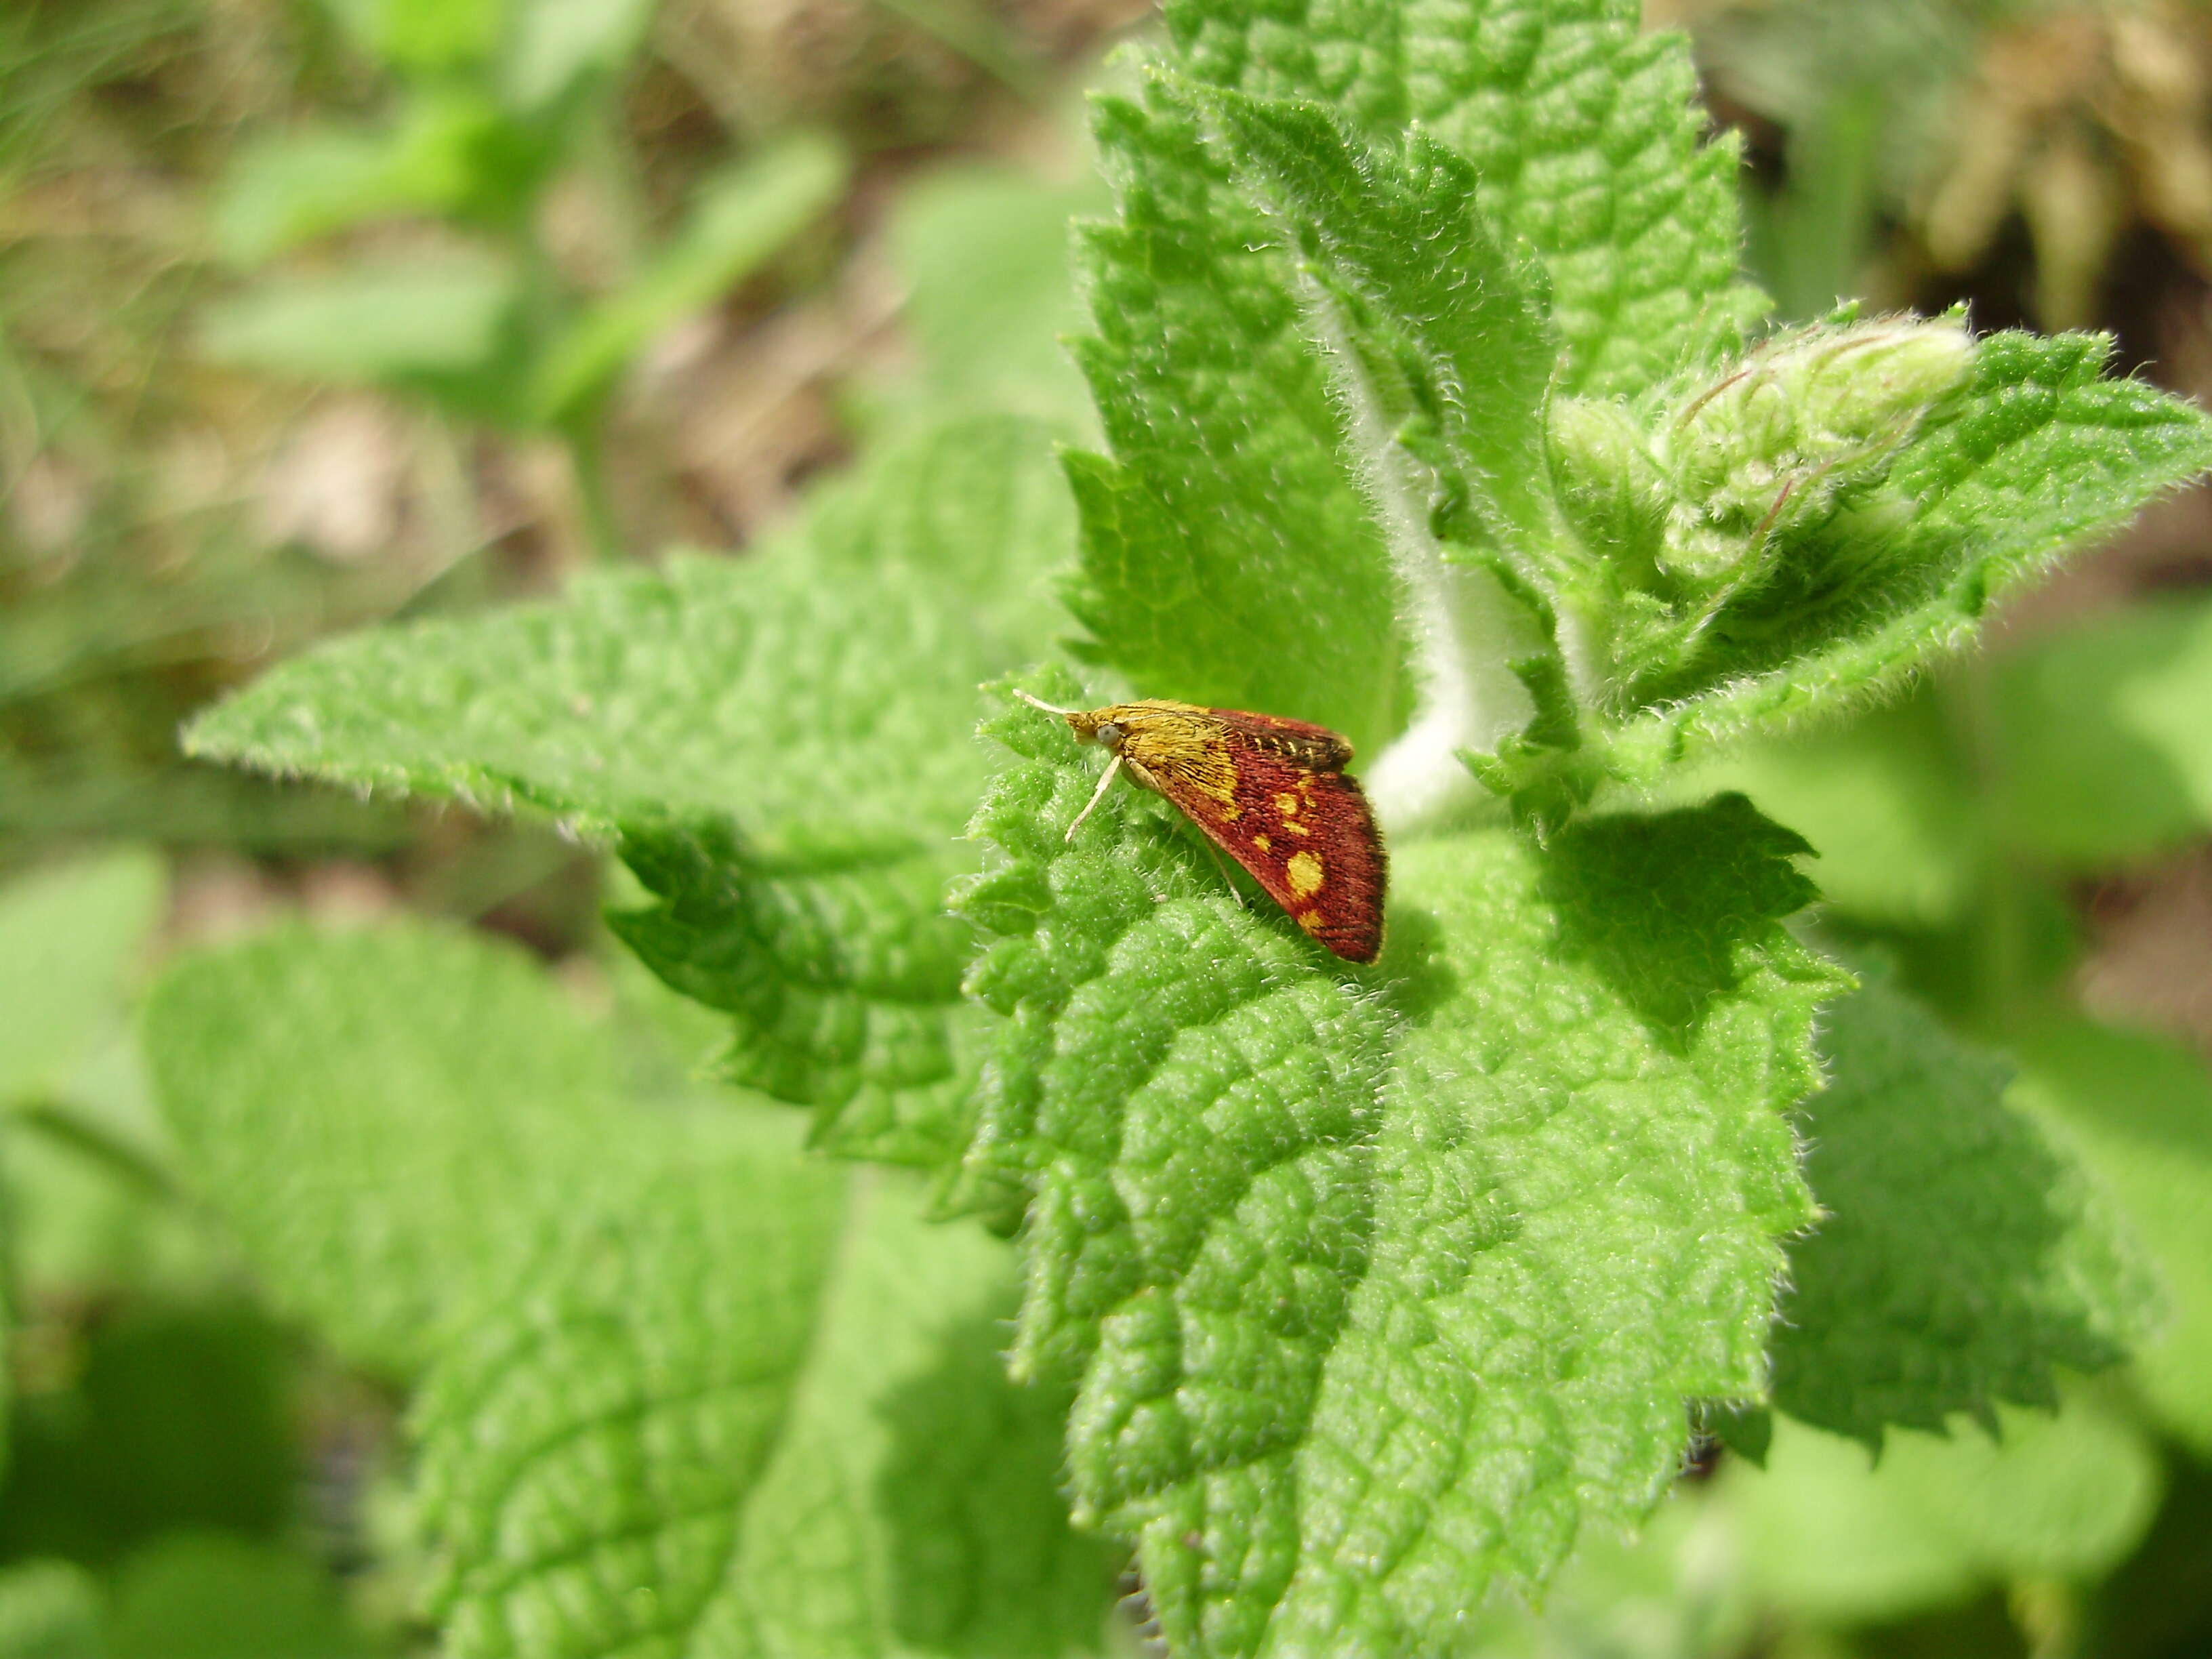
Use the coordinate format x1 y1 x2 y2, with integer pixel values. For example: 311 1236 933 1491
1065 753 1123 840
1013 688 1080 716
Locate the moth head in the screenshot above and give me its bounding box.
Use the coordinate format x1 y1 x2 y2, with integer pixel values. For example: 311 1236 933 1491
1062 710 1126 752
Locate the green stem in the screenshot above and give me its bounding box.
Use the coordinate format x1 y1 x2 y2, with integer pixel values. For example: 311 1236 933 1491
12 1101 182 1204
565 422 622 563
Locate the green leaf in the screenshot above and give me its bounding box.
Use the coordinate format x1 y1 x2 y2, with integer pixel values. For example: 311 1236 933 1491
1202 88 1556 555
1670 690 1980 926
187 415 1064 842
2009 1021 2212 1455
1190 85 1570 822
0 850 164 1110
499 0 657 110
144 920 1115 1655
1073 4 2212 834
1771 978 2150 1447
1063 84 1411 757
532 134 850 424
143 923 653 1374
1673 594 2212 907
197 252 526 418
417 1167 1118 1659
1608 331 2212 776
1161 0 1767 396
955 682 1847 1656
186 417 1072 1164
607 823 994 1168
884 163 1105 428
0 1561 101 1659
1721 1395 2162 1624
369 0 504 72
1446 1487 1757 1659
1994 593 2212 864
211 91 522 264
105 1534 369 1659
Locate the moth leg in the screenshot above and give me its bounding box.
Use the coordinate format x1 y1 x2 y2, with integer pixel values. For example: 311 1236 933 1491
1197 836 1246 908
1065 753 1124 840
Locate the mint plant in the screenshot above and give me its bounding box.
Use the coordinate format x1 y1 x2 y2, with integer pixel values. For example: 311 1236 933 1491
168 1 2212 1656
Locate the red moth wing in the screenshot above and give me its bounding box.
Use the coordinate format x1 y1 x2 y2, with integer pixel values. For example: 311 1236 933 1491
1118 708 1387 963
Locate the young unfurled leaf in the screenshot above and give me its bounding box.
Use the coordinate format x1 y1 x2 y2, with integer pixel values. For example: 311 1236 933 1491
1160 0 1767 396
1202 86 2212 817
1063 85 1412 759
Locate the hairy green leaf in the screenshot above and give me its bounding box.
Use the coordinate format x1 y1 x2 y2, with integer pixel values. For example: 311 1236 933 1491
954 680 1846 1656
2010 1021 2212 1455
187 417 1071 1164
186 419 1064 835
1670 691 1980 926
1077 5 2212 840
417 1168 1117 1659
1064 83 1411 756
607 823 993 1168
1203 88 1555 556
1162 0 1766 396
144 923 648 1374
1190 85 1568 823
1772 979 2148 1446
1674 594 2212 920
144 921 1115 1656
1611 331 2212 775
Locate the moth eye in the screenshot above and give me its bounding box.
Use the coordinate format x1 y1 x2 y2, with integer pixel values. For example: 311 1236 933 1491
1095 722 1126 749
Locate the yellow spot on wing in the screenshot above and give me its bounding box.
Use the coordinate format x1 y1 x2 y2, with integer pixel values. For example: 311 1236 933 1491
1275 792 1300 815
1286 851 1325 897
1252 834 1271 852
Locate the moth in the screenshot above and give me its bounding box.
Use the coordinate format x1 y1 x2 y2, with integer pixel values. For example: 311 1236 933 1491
1016 691 1387 963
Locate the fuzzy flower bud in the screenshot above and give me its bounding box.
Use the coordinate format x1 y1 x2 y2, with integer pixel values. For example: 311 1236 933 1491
1656 315 1973 583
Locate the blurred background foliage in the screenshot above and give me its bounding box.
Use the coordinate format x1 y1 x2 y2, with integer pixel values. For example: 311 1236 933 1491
3 0 2212 1654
